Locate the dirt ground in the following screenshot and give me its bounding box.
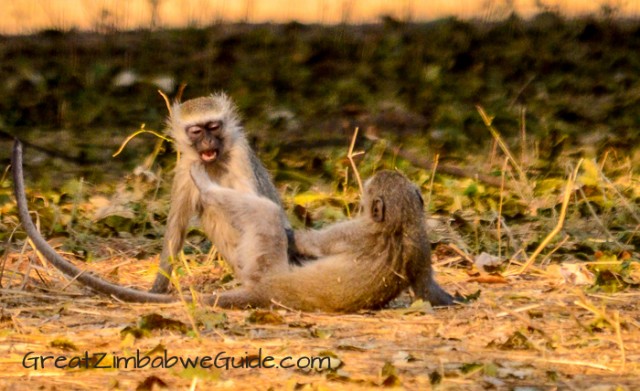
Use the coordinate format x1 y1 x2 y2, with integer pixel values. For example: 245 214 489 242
0 252 638 391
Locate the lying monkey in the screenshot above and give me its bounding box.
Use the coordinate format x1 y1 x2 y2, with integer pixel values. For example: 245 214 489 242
12 140 453 309
189 163 454 310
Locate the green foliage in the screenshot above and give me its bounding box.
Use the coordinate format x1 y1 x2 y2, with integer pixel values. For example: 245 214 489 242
588 253 640 293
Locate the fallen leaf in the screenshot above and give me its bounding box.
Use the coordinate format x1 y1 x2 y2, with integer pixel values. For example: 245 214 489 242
467 275 509 284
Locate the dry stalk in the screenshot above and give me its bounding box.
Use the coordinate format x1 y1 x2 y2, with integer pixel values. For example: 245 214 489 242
515 160 582 274
112 125 171 158
177 247 194 276
60 266 88 292
27 238 49 270
176 83 187 103
114 89 183 163
533 358 614 371
495 304 554 351
573 291 626 371
433 256 463 268
158 89 173 115
270 299 299 312
537 235 570 268
1 163 10 184
520 106 527 167
425 153 439 211
495 303 542 318
0 225 21 288
497 157 509 260
347 127 364 195
476 105 527 185
577 185 621 245
21 210 49 270
596 162 640 225
488 138 497 169
447 243 475 264
614 310 626 372
167 269 201 339
203 245 220 267
506 258 550 276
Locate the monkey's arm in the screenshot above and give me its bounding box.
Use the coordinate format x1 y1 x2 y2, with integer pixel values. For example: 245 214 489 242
406 239 455 306
150 163 198 293
293 219 364 257
411 269 455 306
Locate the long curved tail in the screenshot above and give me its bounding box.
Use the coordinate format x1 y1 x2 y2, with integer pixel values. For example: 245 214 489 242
12 139 179 303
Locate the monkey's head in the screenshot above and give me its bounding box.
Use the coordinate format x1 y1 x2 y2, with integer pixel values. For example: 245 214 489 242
362 170 425 232
169 93 242 165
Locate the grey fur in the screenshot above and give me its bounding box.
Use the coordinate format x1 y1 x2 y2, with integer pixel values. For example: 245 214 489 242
190 167 455 311
13 139 453 310
150 93 292 293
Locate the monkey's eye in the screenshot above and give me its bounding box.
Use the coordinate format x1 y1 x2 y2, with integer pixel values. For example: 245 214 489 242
186 126 203 138
205 121 222 131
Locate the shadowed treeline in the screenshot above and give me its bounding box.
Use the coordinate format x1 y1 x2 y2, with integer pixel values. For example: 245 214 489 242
1 13 639 181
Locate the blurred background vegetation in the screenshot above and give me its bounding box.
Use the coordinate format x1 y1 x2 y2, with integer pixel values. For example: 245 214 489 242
2 12 640 180
1 4 639 269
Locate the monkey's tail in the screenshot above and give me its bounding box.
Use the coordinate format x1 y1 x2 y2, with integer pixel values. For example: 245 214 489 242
11 139 179 304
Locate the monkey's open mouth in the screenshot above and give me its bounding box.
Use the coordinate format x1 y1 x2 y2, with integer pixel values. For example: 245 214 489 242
200 149 218 163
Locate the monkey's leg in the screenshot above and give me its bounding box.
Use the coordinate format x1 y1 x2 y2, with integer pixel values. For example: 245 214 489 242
191 163 289 280
151 167 198 293
151 244 182 293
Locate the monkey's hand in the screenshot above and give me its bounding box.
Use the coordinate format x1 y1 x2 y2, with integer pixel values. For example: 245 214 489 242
190 163 219 192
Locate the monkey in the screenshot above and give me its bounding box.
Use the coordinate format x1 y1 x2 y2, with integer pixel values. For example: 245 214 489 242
149 92 301 293
188 163 454 311
12 139 454 310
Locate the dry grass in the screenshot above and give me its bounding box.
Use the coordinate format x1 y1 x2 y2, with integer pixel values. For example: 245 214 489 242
1 244 638 390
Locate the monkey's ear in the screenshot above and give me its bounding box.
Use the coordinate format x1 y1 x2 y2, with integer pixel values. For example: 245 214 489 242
415 189 425 207
371 197 385 222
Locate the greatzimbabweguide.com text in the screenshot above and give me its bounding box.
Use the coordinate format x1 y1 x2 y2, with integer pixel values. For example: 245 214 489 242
22 349 333 370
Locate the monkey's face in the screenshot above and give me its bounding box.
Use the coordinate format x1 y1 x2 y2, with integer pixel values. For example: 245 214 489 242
185 120 224 163
169 94 241 164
